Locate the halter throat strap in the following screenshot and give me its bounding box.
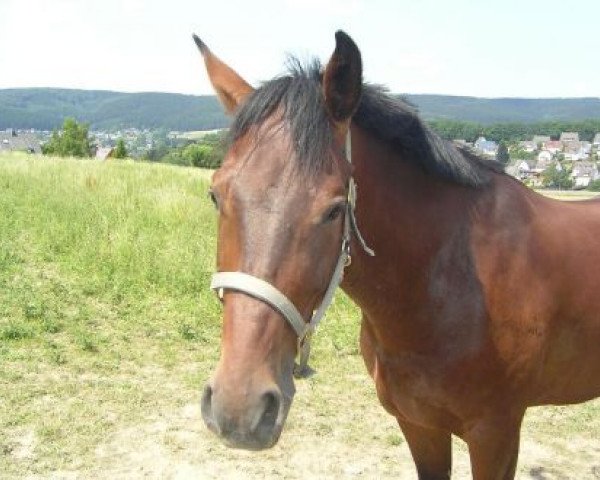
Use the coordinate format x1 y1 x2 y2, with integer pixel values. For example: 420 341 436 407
210 131 374 378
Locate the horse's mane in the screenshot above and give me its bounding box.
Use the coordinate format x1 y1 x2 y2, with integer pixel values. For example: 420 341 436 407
228 59 503 187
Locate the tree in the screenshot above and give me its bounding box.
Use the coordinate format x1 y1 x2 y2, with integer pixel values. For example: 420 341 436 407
587 179 600 192
143 141 170 162
113 138 128 159
496 141 510 165
542 163 573 190
184 143 214 168
42 118 93 157
150 130 227 169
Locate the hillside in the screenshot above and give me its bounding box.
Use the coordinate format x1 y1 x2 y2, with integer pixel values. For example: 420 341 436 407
0 88 226 131
1 88 600 131
408 95 600 124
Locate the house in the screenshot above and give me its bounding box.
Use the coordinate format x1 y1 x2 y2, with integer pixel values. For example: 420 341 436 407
516 160 531 173
593 133 600 146
560 132 579 143
563 141 588 161
571 162 599 188
536 150 554 168
523 160 545 187
506 161 526 180
474 137 498 157
581 141 592 155
508 159 537 181
518 141 537 153
95 147 114 161
543 140 563 154
0 128 42 154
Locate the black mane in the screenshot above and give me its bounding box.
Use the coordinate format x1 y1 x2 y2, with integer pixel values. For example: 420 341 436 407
229 60 502 187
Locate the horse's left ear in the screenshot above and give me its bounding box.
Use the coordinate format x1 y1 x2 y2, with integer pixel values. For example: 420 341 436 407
323 31 363 126
192 34 254 114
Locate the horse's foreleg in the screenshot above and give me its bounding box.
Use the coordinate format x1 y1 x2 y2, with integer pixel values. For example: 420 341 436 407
398 419 452 480
464 410 525 480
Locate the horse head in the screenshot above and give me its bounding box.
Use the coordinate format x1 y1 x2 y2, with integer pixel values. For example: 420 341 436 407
197 31 363 450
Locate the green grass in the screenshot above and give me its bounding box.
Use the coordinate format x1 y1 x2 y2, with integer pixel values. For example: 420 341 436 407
0 153 223 475
0 152 598 478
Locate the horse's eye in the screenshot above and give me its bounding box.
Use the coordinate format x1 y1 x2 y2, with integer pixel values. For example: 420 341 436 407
208 189 218 209
324 203 344 223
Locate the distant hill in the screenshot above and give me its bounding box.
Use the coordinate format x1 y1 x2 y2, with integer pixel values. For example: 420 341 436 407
0 88 226 131
407 95 600 124
1 88 599 131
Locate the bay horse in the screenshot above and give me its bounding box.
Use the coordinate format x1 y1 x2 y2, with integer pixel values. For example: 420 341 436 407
196 31 600 479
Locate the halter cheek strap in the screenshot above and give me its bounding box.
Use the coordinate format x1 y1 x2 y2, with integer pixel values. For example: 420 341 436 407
210 132 374 378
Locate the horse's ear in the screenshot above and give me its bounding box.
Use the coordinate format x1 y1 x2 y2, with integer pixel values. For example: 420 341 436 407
193 34 254 114
322 31 362 126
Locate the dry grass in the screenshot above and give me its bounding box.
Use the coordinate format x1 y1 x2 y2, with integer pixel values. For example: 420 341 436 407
536 189 600 201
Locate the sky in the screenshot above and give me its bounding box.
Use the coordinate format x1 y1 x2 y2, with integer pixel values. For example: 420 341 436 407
0 0 599 98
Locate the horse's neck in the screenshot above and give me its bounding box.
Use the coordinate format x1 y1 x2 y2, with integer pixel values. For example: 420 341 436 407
342 127 485 337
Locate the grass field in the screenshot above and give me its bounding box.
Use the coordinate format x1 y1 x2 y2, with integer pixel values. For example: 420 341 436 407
1 153 598 479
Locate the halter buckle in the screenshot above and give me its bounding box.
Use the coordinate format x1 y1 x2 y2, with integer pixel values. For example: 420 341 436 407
299 324 314 348
344 254 352 268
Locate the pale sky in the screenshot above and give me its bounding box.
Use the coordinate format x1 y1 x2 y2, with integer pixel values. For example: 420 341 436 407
0 0 599 98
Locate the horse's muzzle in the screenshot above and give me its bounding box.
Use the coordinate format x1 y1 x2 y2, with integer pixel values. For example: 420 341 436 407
201 382 287 450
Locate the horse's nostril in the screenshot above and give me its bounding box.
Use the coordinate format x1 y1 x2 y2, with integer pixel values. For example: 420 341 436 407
253 389 282 439
201 382 288 449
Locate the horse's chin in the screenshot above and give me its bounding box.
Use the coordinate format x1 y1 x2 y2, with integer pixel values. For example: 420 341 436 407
222 426 284 451
219 408 288 451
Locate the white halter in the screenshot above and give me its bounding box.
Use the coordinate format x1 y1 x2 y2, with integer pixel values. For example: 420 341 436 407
210 133 374 377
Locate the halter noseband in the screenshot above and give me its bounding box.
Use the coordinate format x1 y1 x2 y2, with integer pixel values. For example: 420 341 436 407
210 132 374 378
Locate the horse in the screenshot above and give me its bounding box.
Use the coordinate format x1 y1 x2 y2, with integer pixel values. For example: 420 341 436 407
195 31 600 479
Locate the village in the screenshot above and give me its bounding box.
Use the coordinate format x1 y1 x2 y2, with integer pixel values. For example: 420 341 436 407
464 132 600 188
2 126 600 189
0 127 159 160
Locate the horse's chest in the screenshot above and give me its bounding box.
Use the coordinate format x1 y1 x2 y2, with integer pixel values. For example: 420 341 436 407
360 322 460 430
